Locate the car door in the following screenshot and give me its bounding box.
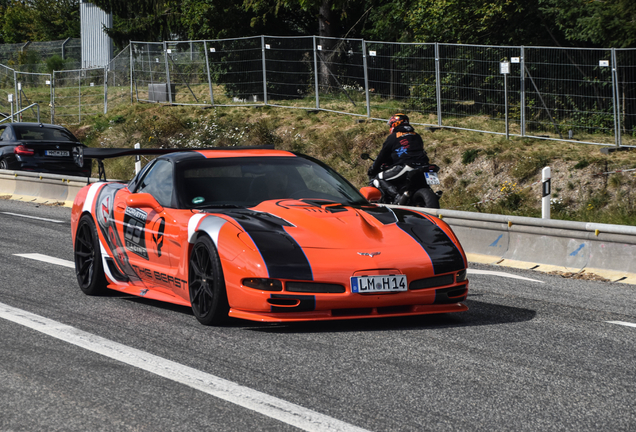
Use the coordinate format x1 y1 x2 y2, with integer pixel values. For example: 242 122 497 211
114 159 184 294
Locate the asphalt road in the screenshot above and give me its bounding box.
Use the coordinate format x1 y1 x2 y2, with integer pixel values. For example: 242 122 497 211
1 198 635 431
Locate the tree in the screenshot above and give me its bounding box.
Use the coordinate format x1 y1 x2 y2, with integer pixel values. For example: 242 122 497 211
540 0 636 48
89 0 185 47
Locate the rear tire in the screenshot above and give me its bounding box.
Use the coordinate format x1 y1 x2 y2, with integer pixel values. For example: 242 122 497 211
188 235 229 325
0 158 8 170
412 188 440 209
74 214 108 295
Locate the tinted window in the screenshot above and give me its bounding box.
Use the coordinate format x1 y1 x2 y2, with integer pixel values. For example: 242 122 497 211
177 156 366 208
137 159 174 207
13 125 77 142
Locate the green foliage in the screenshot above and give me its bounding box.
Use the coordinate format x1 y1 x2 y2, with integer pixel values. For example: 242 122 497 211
574 159 590 169
461 148 480 164
45 55 65 74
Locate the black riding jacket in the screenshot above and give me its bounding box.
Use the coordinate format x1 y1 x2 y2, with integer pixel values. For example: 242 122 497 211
369 124 429 177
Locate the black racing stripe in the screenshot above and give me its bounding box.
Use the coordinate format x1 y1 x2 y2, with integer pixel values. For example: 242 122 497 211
223 210 313 281
393 208 465 275
356 205 398 225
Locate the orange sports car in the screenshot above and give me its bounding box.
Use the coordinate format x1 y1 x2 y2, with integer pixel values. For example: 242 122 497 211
71 148 469 325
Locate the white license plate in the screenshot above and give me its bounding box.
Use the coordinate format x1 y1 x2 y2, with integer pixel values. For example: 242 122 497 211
424 172 440 185
45 150 69 157
351 275 407 293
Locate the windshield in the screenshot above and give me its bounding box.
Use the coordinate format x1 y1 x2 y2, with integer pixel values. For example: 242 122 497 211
13 125 77 142
177 156 367 208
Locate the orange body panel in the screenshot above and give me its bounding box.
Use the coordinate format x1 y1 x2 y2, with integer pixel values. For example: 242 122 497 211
71 150 468 323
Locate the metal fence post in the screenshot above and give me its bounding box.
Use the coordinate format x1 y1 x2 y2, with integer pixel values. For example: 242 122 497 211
163 41 173 104
362 40 371 118
313 36 320 109
104 67 108 114
78 70 81 123
129 42 134 104
520 46 526 137
50 72 54 124
435 43 442 127
261 36 268 105
203 40 214 106
611 48 622 148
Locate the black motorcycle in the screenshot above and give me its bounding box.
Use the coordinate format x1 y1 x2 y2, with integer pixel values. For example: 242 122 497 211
361 153 442 209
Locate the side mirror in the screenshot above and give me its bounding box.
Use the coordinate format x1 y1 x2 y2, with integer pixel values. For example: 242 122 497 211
359 186 382 202
127 193 164 213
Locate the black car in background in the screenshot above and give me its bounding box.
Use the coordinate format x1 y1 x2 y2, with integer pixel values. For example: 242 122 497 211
0 122 90 177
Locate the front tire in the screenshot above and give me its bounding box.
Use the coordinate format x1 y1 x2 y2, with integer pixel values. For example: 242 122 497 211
189 235 229 325
74 214 108 295
412 188 440 209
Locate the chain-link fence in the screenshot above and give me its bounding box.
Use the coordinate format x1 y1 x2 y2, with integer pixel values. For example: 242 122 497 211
0 37 635 146
128 37 636 147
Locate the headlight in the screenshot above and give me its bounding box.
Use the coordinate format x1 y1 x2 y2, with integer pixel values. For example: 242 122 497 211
242 278 282 291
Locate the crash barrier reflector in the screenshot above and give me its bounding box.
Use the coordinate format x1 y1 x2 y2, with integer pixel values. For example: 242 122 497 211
0 170 97 207
391 205 636 284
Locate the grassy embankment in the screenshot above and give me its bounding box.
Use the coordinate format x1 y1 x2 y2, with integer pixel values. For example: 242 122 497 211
54 84 636 227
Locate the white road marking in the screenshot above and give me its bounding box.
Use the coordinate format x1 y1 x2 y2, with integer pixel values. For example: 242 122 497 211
0 301 369 432
467 269 544 283
606 321 636 328
0 212 64 223
14 253 74 269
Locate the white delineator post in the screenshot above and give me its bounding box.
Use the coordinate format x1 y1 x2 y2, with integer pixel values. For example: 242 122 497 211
134 143 141 174
542 166 551 219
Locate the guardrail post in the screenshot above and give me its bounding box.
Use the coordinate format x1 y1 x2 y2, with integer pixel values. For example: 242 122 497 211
542 166 551 219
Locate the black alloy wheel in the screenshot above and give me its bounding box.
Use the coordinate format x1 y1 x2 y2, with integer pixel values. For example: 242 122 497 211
412 188 440 209
74 214 108 295
189 235 229 325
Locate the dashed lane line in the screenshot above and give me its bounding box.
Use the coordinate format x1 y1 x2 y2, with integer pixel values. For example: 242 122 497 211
0 212 64 223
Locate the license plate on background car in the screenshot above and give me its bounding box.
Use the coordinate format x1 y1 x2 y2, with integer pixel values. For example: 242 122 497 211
351 275 407 293
424 172 440 185
45 150 69 157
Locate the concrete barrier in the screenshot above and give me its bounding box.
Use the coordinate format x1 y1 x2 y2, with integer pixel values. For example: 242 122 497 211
0 170 95 207
399 206 636 284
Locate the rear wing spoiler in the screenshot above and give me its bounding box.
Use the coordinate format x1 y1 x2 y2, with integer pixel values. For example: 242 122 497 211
74 145 275 182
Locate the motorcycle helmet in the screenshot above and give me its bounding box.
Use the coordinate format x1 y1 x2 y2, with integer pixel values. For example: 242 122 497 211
387 113 409 131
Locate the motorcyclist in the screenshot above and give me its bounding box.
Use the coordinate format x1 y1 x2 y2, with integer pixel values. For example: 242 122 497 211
367 113 429 201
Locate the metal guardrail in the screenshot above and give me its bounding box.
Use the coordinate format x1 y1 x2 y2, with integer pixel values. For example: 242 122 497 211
0 171 634 283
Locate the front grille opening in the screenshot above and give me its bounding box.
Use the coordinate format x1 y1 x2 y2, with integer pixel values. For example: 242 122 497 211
434 285 468 305
410 274 454 290
286 282 345 293
267 298 300 306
